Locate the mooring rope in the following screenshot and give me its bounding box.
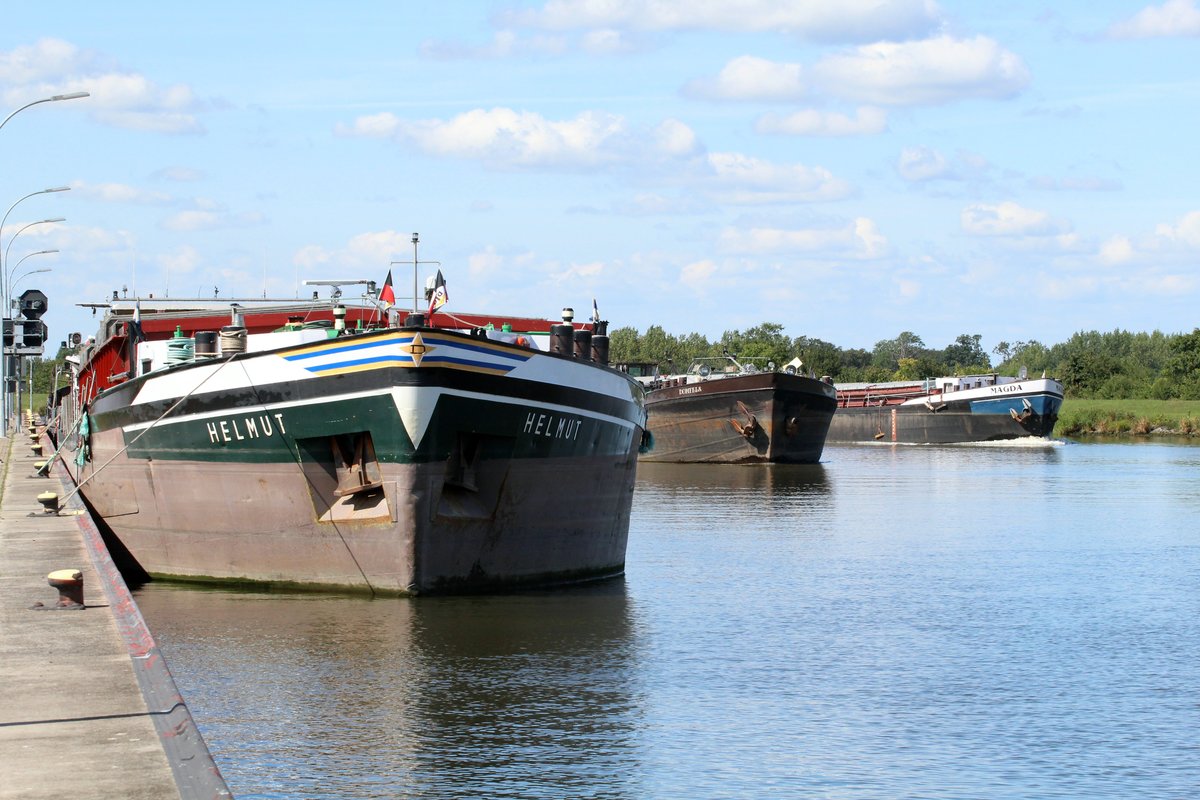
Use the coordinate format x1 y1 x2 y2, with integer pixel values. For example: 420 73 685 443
59 353 240 505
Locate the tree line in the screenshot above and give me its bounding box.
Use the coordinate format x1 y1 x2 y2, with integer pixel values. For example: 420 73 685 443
608 323 1200 400
16 324 1200 411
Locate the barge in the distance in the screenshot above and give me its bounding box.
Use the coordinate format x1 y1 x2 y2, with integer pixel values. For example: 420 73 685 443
828 372 1064 444
623 356 837 464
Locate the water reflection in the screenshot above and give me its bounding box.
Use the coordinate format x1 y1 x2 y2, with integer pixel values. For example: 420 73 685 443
635 462 833 528
136 582 642 800
139 441 1200 800
636 460 829 494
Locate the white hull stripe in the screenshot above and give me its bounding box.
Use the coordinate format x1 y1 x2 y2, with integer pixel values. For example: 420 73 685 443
121 385 638 449
900 381 1062 407
282 333 532 376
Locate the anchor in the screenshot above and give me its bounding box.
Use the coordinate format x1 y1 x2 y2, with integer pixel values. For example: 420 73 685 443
1010 398 1034 423
729 400 760 440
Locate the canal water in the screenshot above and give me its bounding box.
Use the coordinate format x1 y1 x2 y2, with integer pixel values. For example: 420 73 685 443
135 440 1200 799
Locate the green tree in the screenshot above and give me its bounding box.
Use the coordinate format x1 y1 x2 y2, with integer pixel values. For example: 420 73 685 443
894 355 945 381
1061 350 1121 397
793 336 841 378
943 334 990 371
608 326 640 363
1162 328 1200 399
719 323 791 368
872 331 925 370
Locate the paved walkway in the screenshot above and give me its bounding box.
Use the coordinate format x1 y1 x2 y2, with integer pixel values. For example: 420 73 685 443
0 424 231 799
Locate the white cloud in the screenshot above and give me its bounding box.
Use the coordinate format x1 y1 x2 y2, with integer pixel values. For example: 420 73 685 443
580 29 640 54
653 118 700 156
1028 175 1122 192
1040 274 1100 300
1099 236 1135 265
1140 273 1198 293
718 217 888 257
0 38 102 84
422 27 645 59
684 56 806 101
1108 0 1200 39
895 278 921 299
1153 209 1200 248
293 245 331 270
70 180 173 205
341 112 402 138
897 146 950 181
0 38 208 134
613 192 710 215
756 106 887 136
813 35 1030 106
153 166 205 183
680 259 717 291
897 147 993 183
159 244 202 276
469 245 505 278
420 30 570 59
705 153 853 204
502 0 942 43
161 209 265 232
345 231 417 264
961 202 1069 236
338 107 700 170
294 231 442 277
552 260 606 283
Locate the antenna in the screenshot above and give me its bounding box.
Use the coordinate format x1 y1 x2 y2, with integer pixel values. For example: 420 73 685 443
390 231 440 312
303 278 374 301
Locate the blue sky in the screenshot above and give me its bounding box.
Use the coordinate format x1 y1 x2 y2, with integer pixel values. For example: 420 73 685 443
3 1 1199 359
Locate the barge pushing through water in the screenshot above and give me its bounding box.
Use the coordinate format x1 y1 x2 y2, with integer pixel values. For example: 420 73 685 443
622 355 837 464
52 284 646 596
828 372 1064 444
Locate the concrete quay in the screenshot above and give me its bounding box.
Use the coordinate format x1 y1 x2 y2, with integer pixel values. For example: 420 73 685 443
0 426 231 799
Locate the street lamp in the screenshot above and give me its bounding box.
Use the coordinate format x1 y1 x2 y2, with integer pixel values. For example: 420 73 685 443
0 91 90 133
0 91 85 437
9 267 51 297
4 218 63 286
0 188 69 308
9 263 55 426
1 250 56 436
5 249 58 309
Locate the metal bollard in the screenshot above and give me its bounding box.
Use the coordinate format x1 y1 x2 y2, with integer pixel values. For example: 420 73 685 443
37 491 59 514
46 569 85 609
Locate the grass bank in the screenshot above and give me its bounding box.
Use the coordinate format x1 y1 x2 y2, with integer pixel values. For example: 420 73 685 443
1056 399 1200 437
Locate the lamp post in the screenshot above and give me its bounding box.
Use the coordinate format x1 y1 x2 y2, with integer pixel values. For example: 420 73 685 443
0 91 86 437
4 218 63 292
5 249 58 309
10 266 52 425
0 194 68 439
2 250 56 435
0 189 69 307
9 266 51 297
0 92 90 133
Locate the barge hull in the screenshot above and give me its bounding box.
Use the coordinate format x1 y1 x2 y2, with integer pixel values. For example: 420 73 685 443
641 373 836 463
62 327 645 595
827 406 1058 444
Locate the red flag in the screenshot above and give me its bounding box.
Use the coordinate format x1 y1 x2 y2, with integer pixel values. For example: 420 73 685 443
380 270 395 307
427 270 448 315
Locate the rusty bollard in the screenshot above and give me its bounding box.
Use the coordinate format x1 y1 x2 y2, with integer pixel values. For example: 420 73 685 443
31 569 85 610
37 491 59 514
30 443 43 457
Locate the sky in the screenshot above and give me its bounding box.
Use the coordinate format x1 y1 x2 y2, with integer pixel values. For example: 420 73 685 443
3 1 1199 360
